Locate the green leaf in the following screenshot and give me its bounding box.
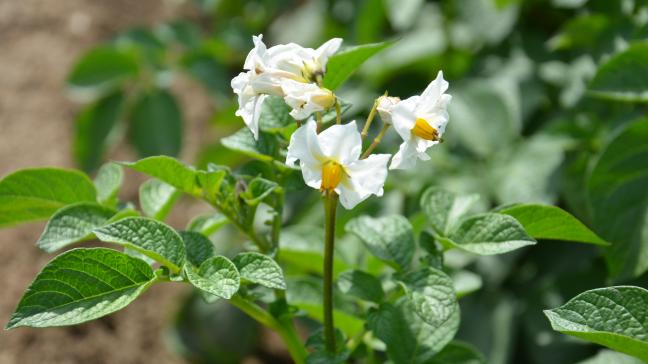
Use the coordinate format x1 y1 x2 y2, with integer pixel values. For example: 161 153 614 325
94 163 124 206
368 298 460 364
577 350 644 364
0 168 96 227
258 95 293 132
588 119 648 279
345 215 414 269
442 213 536 255
427 341 486 364
179 231 215 267
498 204 608 245
139 179 180 220
67 47 138 93
589 43 648 102
337 269 384 303
37 202 116 252
6 248 156 329
93 217 186 273
120 156 200 196
73 91 125 172
221 128 278 162
129 89 183 158
181 51 229 95
186 213 228 236
279 226 351 276
544 286 648 362
420 187 480 236
400 267 459 327
322 41 393 90
240 177 278 206
184 256 240 299
232 252 286 290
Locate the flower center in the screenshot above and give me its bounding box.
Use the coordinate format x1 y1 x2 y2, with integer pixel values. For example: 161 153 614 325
321 161 343 192
411 118 439 141
301 59 324 84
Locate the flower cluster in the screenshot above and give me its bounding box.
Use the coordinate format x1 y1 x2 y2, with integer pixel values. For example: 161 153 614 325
232 36 452 209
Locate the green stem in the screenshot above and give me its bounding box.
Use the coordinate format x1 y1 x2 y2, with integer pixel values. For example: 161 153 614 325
335 99 342 125
361 97 381 139
230 294 307 364
361 123 391 159
323 191 339 353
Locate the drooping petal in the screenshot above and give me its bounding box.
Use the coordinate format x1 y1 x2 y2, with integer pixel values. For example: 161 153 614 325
317 121 362 165
315 38 343 69
286 119 324 168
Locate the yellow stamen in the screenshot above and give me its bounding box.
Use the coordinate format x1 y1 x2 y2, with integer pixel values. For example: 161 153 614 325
411 118 439 141
321 161 343 192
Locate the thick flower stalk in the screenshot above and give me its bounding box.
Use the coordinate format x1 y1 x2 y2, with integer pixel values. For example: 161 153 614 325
386 71 452 170
231 35 342 138
286 120 391 209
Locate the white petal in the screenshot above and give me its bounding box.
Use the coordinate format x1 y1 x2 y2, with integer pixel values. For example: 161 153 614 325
337 153 390 209
347 154 390 196
317 121 362 165
376 96 401 124
316 38 343 69
421 71 449 101
391 97 419 142
286 119 324 168
389 139 419 170
300 161 322 190
243 35 267 71
282 80 332 120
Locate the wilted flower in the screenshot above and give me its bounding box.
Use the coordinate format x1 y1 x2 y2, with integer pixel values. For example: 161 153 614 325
231 35 342 138
389 71 451 170
286 120 390 209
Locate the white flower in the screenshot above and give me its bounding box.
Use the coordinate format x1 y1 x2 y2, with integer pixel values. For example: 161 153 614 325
282 80 336 120
231 35 342 138
286 120 391 209
389 71 451 170
376 96 401 124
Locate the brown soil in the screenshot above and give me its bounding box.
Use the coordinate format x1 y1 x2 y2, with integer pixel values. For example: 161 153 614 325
0 1 218 363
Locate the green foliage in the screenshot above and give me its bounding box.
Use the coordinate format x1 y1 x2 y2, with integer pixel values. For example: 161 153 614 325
0 168 96 227
421 187 479 236
499 204 608 245
545 286 648 362
345 215 414 269
400 267 459 327
94 217 186 273
337 269 384 303
221 128 279 162
180 231 215 267
129 89 183 158
67 47 138 93
94 163 124 206
441 213 536 255
588 119 648 279
139 179 180 220
233 252 286 289
185 256 240 299
73 92 125 172
6 248 156 329
37 202 116 252
322 41 393 90
589 43 648 102
121 156 200 195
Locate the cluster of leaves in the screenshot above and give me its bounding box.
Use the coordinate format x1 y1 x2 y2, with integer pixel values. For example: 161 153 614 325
4 0 648 363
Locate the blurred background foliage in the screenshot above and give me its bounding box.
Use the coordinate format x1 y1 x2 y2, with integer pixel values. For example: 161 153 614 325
66 0 648 363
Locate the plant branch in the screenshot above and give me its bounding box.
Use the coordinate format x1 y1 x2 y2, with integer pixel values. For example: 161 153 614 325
361 97 381 139
335 99 342 125
323 191 339 353
361 123 391 159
